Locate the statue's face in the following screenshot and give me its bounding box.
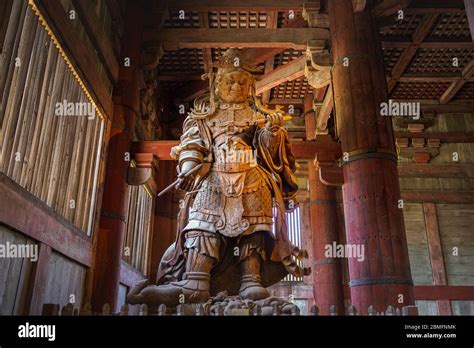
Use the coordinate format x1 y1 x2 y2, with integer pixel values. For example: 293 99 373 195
217 71 251 103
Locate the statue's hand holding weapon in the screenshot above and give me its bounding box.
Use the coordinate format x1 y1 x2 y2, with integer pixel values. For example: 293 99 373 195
157 162 203 197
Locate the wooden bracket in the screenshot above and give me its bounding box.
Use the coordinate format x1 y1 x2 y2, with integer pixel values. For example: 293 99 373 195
302 2 329 28
127 153 159 194
305 40 332 90
396 137 441 164
315 152 344 186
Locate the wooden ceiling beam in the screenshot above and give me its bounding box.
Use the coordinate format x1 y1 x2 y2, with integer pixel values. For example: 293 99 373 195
143 28 329 50
398 164 474 178
387 14 439 93
439 60 474 104
383 40 474 49
397 72 474 83
164 0 305 11
134 138 342 160
255 55 306 95
404 0 465 13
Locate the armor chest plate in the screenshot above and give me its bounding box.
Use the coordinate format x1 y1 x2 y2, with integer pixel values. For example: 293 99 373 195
206 103 256 138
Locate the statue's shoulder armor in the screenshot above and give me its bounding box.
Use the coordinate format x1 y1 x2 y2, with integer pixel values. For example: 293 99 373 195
188 94 215 120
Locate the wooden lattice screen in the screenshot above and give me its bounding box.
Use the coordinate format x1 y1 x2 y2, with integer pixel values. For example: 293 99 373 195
0 1 104 235
123 185 153 274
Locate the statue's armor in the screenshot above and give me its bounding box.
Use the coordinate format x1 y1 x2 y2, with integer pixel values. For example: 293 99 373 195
183 103 273 237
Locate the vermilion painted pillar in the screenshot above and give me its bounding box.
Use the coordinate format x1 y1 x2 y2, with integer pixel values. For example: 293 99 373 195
91 1 144 312
328 0 414 313
308 160 344 315
304 93 344 314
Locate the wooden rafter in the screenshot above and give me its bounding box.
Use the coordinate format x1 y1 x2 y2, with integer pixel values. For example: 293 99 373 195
439 60 474 104
387 14 439 93
382 40 474 49
255 55 306 95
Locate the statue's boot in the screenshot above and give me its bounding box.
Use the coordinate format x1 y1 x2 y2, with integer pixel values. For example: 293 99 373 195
127 248 212 306
239 253 270 300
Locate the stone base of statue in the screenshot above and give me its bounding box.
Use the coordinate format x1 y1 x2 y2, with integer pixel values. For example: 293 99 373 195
146 291 300 316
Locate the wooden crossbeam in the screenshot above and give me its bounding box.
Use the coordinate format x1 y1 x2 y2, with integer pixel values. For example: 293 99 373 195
255 55 306 95
397 164 474 178
439 60 474 104
405 0 465 13
414 286 474 300
144 28 329 50
387 14 439 93
164 0 305 11
398 72 474 83
402 190 474 203
382 40 474 49
133 139 342 160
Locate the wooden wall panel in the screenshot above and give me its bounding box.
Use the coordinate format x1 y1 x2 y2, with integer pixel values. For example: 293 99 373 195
403 203 433 285
451 300 474 315
42 251 86 310
437 204 474 286
122 186 153 274
415 300 439 315
0 224 35 315
0 1 104 234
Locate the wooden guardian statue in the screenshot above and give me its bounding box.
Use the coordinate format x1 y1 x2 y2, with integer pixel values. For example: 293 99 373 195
127 48 310 307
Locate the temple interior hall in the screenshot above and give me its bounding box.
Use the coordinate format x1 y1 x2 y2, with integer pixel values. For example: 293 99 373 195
0 0 474 316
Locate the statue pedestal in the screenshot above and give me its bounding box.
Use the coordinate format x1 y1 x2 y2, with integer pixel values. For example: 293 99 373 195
147 292 301 316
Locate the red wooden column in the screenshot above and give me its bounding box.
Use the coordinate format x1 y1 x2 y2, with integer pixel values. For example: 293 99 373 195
90 1 144 312
328 0 414 313
309 154 344 315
